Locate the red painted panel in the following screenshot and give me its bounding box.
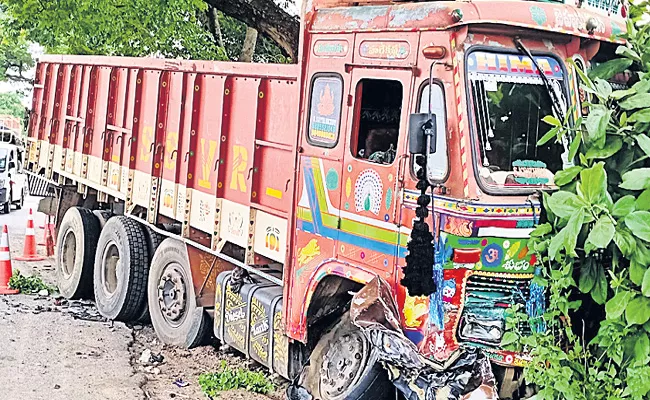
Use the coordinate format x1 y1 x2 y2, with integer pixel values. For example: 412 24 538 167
176 73 196 191
216 77 259 205
132 69 162 176
187 74 225 195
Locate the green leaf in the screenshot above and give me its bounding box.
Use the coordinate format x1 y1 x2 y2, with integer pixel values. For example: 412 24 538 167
615 227 637 257
542 115 561 127
611 87 637 100
637 135 650 157
547 191 581 219
626 211 650 242
613 195 637 218
585 108 610 148
644 268 650 297
638 190 650 212
626 296 650 325
579 162 607 205
606 291 633 319
585 137 623 159
554 166 583 187
635 334 650 363
592 263 608 305
579 261 596 293
594 78 613 99
620 169 650 191
587 216 615 249
616 45 643 62
564 210 585 257
568 131 582 162
530 223 552 237
588 58 633 80
631 260 648 286
629 109 650 123
549 227 567 261
537 126 559 146
620 93 650 110
500 331 518 346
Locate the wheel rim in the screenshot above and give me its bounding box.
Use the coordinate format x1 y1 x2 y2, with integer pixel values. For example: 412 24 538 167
320 330 369 399
101 241 120 296
60 229 76 278
157 262 188 327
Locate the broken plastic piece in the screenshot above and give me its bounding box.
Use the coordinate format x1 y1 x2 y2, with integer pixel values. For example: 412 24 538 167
173 378 189 388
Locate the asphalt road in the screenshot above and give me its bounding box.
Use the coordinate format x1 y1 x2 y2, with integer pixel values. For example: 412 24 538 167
0 196 280 400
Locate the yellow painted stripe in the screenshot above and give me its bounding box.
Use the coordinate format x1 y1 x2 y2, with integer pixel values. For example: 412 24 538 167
266 187 283 200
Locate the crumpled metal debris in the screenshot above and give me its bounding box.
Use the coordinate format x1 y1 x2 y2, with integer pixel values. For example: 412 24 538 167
351 276 498 400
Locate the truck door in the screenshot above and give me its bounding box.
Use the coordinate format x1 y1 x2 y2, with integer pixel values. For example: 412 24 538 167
337 67 413 278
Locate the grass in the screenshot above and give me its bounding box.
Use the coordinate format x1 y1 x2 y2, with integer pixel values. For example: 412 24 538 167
8 271 56 294
198 360 275 397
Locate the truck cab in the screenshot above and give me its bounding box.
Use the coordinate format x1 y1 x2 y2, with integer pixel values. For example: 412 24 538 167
25 0 626 398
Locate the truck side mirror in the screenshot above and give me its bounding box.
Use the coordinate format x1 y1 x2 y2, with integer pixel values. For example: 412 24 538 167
408 113 437 155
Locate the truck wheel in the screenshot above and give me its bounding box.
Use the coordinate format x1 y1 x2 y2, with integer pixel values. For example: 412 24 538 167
302 316 392 400
2 200 10 214
92 209 113 229
147 238 210 348
135 226 165 323
56 207 101 299
94 216 150 321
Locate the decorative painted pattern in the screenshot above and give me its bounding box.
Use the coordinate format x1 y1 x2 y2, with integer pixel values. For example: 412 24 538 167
451 34 470 198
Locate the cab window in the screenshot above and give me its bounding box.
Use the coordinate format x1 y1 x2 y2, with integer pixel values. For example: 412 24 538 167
351 79 402 165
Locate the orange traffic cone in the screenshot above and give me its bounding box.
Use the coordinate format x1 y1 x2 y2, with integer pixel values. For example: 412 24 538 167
38 218 55 246
15 209 46 262
0 225 19 295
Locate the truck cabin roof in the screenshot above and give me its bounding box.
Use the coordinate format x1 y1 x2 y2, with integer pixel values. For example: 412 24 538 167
306 0 626 45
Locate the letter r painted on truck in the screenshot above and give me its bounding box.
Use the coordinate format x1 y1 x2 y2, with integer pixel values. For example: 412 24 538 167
230 145 248 193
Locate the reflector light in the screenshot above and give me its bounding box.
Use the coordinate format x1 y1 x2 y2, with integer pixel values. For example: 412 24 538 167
453 248 481 264
422 46 447 59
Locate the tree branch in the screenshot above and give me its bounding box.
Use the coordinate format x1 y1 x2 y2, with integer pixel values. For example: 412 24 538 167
204 0 299 60
4 73 34 84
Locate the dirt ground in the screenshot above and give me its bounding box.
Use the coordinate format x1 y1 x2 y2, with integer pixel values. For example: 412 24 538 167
0 196 286 400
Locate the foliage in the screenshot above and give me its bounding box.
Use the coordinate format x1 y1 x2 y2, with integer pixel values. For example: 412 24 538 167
0 91 25 120
505 6 650 399
198 361 275 396
0 0 293 64
8 271 55 294
0 15 34 83
1 0 226 60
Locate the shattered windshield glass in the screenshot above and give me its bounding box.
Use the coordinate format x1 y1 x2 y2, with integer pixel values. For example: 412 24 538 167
467 51 568 192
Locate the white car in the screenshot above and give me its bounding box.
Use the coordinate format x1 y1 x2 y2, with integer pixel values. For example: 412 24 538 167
0 142 28 213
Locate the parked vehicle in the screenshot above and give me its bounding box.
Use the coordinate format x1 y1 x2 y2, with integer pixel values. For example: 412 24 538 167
26 0 627 398
0 126 28 213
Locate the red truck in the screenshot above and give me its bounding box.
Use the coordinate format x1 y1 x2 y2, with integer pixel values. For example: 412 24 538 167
27 0 626 398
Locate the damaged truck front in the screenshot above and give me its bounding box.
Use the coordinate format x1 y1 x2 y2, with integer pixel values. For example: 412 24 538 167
26 0 627 399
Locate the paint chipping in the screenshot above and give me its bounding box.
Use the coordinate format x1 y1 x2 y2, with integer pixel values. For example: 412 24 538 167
543 39 555 51
389 3 448 28
315 6 389 30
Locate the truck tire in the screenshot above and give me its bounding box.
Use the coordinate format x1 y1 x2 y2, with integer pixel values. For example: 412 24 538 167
135 226 165 323
147 238 210 348
94 216 150 321
301 315 392 400
92 209 113 229
15 189 25 210
56 207 101 299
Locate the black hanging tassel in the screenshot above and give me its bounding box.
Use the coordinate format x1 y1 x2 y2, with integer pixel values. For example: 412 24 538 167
401 156 436 297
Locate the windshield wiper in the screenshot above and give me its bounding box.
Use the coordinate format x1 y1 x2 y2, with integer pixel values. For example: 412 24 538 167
513 37 566 123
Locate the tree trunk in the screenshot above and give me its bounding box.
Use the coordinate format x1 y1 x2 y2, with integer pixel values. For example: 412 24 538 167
238 27 258 63
204 0 299 61
207 6 225 48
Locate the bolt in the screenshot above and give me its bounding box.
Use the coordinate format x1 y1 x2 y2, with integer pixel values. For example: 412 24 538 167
355 353 362 360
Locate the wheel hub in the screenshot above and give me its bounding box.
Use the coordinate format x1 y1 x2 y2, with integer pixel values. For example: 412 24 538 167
101 241 120 296
157 264 187 325
60 229 76 278
320 331 368 399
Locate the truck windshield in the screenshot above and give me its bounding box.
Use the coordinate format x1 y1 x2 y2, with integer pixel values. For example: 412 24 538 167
0 149 7 172
467 51 568 193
